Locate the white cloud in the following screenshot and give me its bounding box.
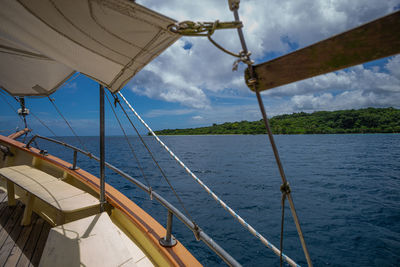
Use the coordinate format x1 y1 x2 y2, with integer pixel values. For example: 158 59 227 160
130 0 400 121
192 115 203 120
145 108 195 118
185 104 262 126
292 93 334 110
386 55 400 79
288 89 400 113
266 58 400 97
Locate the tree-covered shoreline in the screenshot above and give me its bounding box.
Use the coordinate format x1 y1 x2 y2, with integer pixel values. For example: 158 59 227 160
152 108 400 135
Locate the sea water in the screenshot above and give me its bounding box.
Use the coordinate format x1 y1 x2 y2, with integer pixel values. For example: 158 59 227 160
40 134 400 266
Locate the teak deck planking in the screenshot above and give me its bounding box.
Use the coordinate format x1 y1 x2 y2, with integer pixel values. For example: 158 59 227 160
0 189 51 267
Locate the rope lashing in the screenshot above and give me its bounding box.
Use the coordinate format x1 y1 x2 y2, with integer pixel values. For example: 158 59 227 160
168 20 242 36
193 223 201 241
228 0 240 11
168 19 253 70
280 181 291 195
232 50 253 71
118 91 299 267
114 95 120 108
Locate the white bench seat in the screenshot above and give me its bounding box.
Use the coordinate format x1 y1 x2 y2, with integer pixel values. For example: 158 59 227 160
0 165 99 225
40 212 143 267
1 164 56 186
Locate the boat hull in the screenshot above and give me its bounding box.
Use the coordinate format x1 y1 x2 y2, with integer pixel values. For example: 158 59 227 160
0 135 201 267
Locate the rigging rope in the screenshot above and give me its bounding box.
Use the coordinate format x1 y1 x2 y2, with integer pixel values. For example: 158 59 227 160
0 91 40 147
1 90 58 138
117 91 298 266
168 19 253 70
104 91 153 196
0 90 25 126
280 194 286 267
47 96 86 151
29 111 59 138
228 1 313 266
112 93 196 225
280 182 290 267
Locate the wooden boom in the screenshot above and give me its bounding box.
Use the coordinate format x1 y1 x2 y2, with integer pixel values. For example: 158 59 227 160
246 10 400 91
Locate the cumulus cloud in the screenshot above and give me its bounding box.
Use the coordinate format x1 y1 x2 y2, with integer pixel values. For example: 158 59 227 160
386 55 400 79
131 0 400 120
288 89 400 113
263 56 400 113
266 57 400 97
130 68 210 109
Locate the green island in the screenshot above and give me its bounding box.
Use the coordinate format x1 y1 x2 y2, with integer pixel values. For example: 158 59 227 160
152 107 400 135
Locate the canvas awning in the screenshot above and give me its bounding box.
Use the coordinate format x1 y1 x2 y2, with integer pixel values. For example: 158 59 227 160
0 0 179 96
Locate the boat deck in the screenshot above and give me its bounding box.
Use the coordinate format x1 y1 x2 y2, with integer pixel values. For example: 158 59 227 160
0 188 51 267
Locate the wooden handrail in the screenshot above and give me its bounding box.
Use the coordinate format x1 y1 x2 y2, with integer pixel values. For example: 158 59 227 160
8 128 31 140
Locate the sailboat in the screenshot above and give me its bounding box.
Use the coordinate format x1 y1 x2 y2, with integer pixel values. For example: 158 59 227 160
0 0 399 266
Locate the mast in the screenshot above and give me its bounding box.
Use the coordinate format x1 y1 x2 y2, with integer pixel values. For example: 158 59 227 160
99 84 106 212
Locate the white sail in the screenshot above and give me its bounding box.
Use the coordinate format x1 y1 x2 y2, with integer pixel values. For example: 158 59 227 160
0 0 179 96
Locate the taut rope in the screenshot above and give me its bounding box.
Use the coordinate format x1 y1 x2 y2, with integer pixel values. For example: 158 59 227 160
113 93 196 225
118 91 299 267
47 96 86 150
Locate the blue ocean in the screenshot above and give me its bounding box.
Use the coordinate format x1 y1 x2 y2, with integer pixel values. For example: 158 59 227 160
39 134 400 266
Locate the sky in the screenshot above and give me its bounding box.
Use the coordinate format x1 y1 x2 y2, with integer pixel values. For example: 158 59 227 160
1 0 400 136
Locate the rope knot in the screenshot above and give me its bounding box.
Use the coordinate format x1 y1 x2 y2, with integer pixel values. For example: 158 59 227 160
228 0 240 11
247 77 257 86
167 20 241 36
208 20 219 36
113 95 120 108
193 223 201 241
280 182 291 195
232 50 254 71
168 21 207 36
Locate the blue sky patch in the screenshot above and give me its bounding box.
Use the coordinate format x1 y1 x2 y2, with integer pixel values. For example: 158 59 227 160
183 41 193 50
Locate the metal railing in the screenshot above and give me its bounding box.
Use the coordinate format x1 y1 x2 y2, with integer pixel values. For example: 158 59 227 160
26 135 240 267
